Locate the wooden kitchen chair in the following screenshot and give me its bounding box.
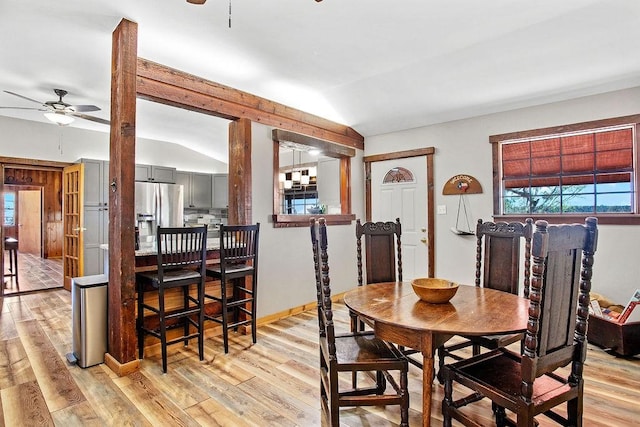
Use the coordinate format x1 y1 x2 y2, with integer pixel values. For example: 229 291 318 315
354 218 418 372
442 217 598 427
136 225 208 373
356 218 402 288
354 218 402 333
310 218 409 427
205 223 260 353
437 218 533 381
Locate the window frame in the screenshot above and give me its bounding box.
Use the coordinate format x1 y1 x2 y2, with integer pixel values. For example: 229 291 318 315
491 114 640 225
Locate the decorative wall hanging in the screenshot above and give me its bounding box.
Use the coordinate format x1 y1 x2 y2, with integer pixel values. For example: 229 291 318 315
442 174 483 195
442 174 482 235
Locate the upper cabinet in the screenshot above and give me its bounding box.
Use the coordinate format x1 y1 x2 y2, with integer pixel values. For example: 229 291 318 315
213 173 228 208
77 158 109 206
135 164 177 183
176 171 214 209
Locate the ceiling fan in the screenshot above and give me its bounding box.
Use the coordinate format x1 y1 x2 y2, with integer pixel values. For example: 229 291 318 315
0 88 110 126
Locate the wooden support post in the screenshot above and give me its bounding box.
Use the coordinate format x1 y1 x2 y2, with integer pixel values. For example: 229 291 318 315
228 118 252 225
106 18 139 375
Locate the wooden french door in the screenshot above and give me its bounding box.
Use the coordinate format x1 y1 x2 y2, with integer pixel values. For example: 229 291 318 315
63 164 84 291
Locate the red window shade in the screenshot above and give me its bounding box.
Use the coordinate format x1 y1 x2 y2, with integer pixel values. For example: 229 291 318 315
531 157 561 176
502 127 633 188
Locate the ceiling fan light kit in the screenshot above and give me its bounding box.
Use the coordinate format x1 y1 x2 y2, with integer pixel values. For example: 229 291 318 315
44 111 74 126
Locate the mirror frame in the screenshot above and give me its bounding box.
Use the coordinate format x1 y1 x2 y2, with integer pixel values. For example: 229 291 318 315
272 129 356 227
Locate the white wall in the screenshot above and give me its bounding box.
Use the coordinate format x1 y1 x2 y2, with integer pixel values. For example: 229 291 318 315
0 115 227 172
252 122 365 317
364 86 640 305
4 87 637 310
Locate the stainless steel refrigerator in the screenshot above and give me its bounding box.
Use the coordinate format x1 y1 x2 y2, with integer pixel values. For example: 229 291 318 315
135 182 184 246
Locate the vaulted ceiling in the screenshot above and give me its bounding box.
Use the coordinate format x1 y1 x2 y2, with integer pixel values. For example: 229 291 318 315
1 0 639 164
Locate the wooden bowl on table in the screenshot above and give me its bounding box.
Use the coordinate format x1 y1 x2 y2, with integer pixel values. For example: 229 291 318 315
411 278 459 303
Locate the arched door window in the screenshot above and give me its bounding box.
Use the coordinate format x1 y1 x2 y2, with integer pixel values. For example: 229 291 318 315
382 167 415 184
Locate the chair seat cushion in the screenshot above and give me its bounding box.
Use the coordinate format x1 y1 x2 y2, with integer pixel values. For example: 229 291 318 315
137 269 202 288
334 333 405 364
207 264 254 276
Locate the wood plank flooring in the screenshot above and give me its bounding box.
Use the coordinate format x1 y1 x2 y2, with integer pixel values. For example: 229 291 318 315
1 289 639 426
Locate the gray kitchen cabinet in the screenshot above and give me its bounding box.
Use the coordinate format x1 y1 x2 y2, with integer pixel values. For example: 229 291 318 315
213 173 228 208
135 164 177 183
175 171 192 208
176 171 213 208
76 158 110 276
77 158 109 207
82 204 109 276
192 173 213 208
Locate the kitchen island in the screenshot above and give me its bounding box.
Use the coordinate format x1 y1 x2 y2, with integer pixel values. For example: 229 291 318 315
101 241 229 358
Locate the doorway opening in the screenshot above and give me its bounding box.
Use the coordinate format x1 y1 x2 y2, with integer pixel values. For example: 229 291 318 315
2 162 65 296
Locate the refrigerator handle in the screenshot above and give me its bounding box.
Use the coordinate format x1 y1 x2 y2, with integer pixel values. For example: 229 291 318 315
155 183 161 230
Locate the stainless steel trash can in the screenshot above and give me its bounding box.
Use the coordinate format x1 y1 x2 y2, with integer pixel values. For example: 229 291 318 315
70 274 108 368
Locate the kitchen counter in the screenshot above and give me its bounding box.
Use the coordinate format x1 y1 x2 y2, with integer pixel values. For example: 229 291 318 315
100 238 221 273
100 237 220 256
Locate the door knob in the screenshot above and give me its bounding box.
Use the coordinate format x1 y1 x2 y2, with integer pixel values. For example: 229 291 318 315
420 238 428 244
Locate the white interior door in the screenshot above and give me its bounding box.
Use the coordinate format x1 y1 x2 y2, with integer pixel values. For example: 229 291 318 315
371 156 428 280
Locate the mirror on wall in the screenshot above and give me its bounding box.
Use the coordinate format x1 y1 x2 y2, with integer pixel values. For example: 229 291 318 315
272 129 356 227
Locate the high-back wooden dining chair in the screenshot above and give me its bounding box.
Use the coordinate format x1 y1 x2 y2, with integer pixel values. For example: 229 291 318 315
353 218 402 334
442 217 598 427
356 218 402 286
437 218 533 380
310 218 409 427
205 223 260 354
136 225 208 373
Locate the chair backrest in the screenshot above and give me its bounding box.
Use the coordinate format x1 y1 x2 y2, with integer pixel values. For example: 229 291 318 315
475 218 533 296
356 218 402 286
310 218 336 355
155 226 208 278
219 223 260 272
521 218 598 398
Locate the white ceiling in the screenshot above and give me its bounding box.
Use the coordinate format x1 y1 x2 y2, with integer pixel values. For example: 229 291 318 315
2 0 640 164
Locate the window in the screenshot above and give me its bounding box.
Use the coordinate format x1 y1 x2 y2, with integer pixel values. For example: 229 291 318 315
4 192 15 226
383 167 415 184
491 114 640 224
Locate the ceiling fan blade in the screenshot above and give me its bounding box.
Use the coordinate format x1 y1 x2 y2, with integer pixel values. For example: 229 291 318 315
3 90 48 107
68 104 101 113
0 106 47 111
71 112 110 125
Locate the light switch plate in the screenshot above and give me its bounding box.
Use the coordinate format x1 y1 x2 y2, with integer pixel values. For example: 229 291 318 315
437 205 447 215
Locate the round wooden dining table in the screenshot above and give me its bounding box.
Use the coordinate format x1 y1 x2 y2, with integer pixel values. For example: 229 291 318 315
343 281 530 427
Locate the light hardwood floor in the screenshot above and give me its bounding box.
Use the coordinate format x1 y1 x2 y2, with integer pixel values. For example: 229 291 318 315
0 289 638 426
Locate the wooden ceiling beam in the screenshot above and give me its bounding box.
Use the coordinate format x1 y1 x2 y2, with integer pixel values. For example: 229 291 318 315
136 58 364 150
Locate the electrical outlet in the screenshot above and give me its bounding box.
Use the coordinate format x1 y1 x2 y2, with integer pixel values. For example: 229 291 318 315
437 205 447 215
